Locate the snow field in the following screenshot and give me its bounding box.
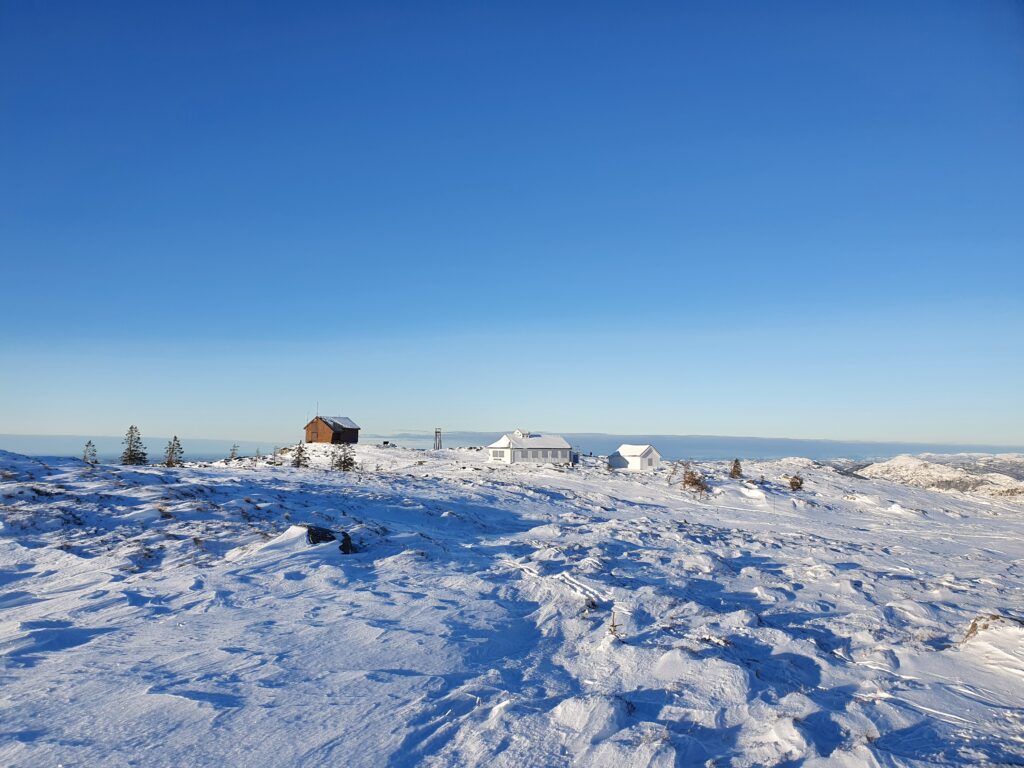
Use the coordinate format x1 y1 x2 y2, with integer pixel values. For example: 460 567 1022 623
1 444 1022 767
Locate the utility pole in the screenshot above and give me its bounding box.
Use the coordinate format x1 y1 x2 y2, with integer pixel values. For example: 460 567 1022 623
433 428 442 450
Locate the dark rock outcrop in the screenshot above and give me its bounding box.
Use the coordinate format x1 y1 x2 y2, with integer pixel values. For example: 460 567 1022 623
339 532 355 554
305 526 336 545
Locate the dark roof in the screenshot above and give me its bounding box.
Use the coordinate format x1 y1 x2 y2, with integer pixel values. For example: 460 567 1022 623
320 416 360 431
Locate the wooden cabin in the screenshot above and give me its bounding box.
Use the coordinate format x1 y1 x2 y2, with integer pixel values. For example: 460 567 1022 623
304 416 360 444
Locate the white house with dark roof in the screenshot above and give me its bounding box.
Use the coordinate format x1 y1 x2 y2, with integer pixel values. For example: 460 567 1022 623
487 429 572 465
608 444 662 471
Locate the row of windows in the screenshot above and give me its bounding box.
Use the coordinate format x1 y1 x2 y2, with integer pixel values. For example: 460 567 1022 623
525 449 567 459
490 449 569 460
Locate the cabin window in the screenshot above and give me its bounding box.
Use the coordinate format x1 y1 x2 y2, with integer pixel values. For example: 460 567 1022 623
492 450 504 459
647 458 653 466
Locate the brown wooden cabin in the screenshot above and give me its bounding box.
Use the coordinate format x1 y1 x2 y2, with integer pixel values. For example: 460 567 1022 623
304 416 360 444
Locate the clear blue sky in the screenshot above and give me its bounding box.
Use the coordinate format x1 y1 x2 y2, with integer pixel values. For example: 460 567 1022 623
2 1 1022 444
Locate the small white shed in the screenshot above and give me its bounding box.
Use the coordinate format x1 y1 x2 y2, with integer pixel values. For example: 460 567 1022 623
487 429 572 465
608 444 662 471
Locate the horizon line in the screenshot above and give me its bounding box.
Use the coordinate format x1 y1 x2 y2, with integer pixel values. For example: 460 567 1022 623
2 431 1023 452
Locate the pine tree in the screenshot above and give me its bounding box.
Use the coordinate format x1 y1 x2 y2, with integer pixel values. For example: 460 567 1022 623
228 443 239 461
332 443 356 471
789 474 804 491
292 442 308 468
120 425 148 465
729 459 743 479
164 436 184 467
83 440 98 465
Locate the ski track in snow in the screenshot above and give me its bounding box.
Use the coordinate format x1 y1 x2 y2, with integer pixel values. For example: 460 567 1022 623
1 446 1023 767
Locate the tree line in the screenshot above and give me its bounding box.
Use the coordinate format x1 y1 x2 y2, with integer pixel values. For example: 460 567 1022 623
81 426 196 468
84 426 358 472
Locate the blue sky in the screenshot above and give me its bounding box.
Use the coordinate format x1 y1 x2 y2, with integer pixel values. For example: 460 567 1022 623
2 1 1022 444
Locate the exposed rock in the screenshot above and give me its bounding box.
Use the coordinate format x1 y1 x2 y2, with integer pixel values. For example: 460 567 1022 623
339 531 355 554
304 526 336 545
964 613 1024 642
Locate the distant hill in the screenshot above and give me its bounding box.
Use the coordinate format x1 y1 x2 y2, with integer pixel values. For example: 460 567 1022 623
859 454 1024 497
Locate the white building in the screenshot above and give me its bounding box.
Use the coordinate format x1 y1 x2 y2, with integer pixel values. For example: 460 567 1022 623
607 444 662 471
487 429 572 465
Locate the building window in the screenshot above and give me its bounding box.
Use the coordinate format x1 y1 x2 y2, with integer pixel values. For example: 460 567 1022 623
492 450 504 458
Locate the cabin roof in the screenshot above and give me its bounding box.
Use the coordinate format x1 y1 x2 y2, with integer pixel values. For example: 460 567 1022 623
488 432 571 450
307 416 360 431
612 444 658 457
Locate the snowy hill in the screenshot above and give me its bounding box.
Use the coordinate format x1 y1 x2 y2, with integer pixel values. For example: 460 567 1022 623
919 452 1024 482
1 446 1023 766
859 454 1024 497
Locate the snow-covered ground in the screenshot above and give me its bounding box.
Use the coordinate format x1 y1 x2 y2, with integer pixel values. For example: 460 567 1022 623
1 445 1022 767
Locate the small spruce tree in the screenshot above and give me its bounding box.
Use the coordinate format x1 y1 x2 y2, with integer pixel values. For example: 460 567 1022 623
729 459 743 479
164 436 184 467
120 425 148 466
228 443 239 461
292 442 309 468
83 440 98 465
332 443 356 471
789 474 804 491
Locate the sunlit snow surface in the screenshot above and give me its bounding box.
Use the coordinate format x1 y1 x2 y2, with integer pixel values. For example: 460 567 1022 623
1 446 1022 767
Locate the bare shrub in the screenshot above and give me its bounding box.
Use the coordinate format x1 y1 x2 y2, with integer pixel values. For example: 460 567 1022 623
682 463 709 496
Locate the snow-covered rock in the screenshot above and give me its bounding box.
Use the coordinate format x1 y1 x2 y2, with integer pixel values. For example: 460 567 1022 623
859 454 1024 497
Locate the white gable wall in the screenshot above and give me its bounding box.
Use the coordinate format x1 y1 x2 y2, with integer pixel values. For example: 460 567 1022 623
488 447 513 464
